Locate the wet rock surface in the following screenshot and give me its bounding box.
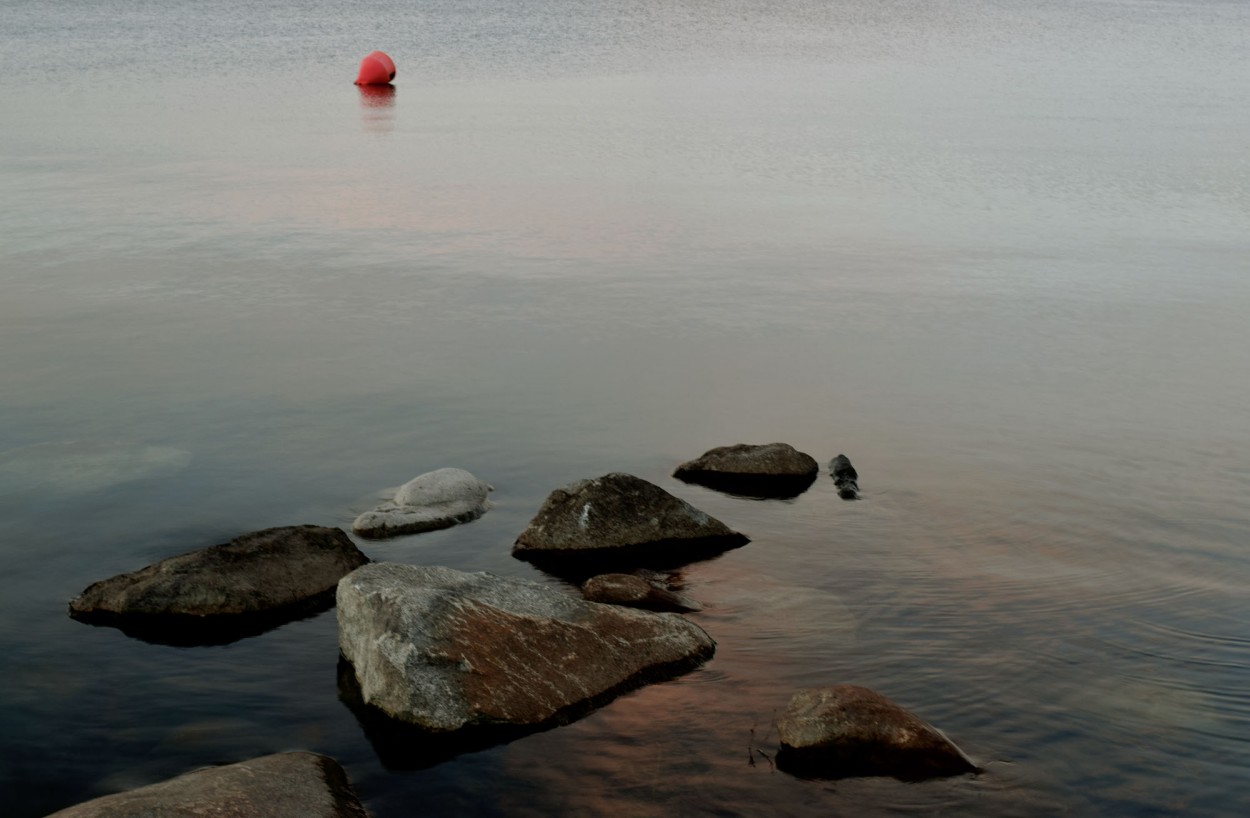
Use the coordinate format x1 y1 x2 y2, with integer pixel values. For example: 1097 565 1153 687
776 685 979 780
336 563 715 736
829 454 860 500
581 572 703 612
512 472 748 574
352 467 492 539
46 751 368 818
674 442 818 498
68 526 369 645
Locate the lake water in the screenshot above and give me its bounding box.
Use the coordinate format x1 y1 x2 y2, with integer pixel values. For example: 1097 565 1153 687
2 0 1249 814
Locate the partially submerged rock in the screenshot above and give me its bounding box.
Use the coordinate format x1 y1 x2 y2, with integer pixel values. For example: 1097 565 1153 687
69 526 368 645
776 685 979 780
46 751 367 818
829 454 860 500
513 472 748 574
674 442 818 498
352 467 492 539
581 572 702 613
336 563 715 739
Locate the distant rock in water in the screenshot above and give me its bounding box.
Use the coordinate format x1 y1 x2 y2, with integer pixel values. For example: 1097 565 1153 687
336 563 715 743
512 472 748 575
352 467 492 539
45 751 368 818
776 685 979 780
829 454 859 500
674 442 818 498
581 572 703 613
69 525 369 645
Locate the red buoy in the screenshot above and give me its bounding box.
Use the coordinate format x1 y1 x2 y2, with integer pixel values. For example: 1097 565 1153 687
355 50 396 86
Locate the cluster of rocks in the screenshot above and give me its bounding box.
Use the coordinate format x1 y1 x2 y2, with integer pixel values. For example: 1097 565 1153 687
673 442 862 501
57 445 978 814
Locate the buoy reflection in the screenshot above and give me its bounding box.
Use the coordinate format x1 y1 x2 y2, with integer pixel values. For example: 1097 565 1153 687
359 84 396 133
358 84 396 108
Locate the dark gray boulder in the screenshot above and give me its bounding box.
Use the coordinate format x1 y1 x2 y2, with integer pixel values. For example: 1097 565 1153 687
829 454 859 500
776 685 979 780
336 563 715 737
45 751 367 818
674 442 818 498
581 572 702 613
512 472 748 575
69 525 369 644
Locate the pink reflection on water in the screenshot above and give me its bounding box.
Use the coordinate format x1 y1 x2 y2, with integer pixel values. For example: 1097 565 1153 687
359 84 396 133
358 83 396 108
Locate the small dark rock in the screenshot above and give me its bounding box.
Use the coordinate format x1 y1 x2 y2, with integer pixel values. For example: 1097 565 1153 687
829 454 859 500
776 685 979 780
581 573 703 612
69 525 369 645
674 442 818 498
45 751 368 818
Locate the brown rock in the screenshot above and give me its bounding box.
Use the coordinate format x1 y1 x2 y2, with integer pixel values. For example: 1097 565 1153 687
581 573 702 612
776 685 979 780
45 751 367 817
69 526 369 644
336 563 715 733
674 443 818 498
512 473 748 574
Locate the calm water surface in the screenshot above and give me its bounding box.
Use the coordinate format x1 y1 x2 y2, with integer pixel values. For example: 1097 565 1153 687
2 1 1249 815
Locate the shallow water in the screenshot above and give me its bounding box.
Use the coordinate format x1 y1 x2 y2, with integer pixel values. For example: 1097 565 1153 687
2 1 1249 815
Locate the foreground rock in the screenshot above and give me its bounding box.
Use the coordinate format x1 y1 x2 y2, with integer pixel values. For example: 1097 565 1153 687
513 473 748 574
69 526 368 645
674 442 818 498
581 572 702 612
776 685 979 780
353 467 492 539
829 454 860 500
337 563 715 735
47 751 367 818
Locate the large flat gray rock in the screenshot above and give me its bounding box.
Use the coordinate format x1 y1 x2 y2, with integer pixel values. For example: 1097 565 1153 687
69 526 369 644
46 751 367 817
336 563 715 733
512 473 748 573
352 467 492 539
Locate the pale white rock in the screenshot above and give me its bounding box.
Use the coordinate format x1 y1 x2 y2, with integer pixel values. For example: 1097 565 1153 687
352 467 492 539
